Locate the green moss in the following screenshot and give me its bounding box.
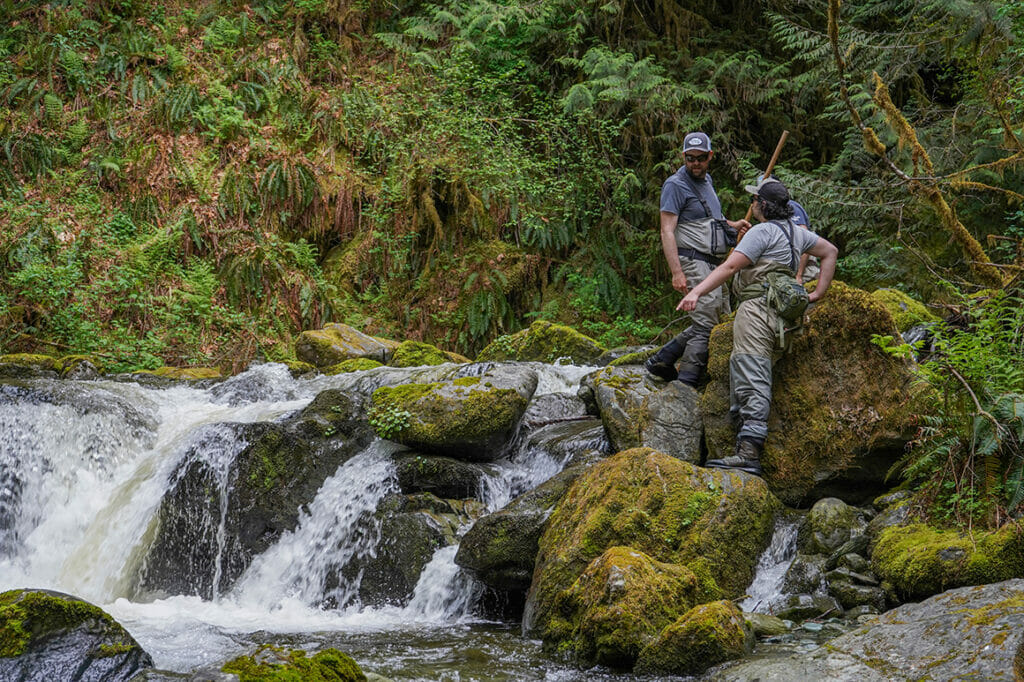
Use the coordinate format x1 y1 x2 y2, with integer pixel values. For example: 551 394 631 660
245 430 287 491
222 645 366 681
323 358 383 375
608 349 656 367
388 340 451 368
283 360 317 376
95 642 134 658
0 353 62 373
0 590 121 658
477 320 606 364
530 448 779 655
871 523 1024 600
137 366 222 380
59 354 103 374
870 288 939 332
635 600 751 676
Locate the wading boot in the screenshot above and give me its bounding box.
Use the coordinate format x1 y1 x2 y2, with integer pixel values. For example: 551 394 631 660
644 338 686 382
705 438 763 476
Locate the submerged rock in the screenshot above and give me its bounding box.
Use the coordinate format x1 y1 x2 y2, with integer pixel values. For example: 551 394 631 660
702 282 923 505
708 579 1024 681
0 589 153 682
587 367 702 462
524 448 779 655
476 320 605 365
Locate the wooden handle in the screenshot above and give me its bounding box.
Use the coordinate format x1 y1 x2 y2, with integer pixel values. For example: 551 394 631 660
741 130 790 225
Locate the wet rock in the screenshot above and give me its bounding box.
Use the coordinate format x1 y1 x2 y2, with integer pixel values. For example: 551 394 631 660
835 552 872 574
587 367 702 462
548 546 718 668
873 489 912 510
0 354 62 380
519 418 610 469
871 522 1024 601
296 323 399 367
800 498 867 555
60 356 101 380
744 612 789 637
524 448 779 643
708 579 1024 681
597 345 656 367
0 589 153 682
828 581 887 612
392 452 489 499
782 555 827 594
456 465 587 593
636 599 754 676
702 282 923 505
141 390 375 599
368 366 537 461
775 593 843 621
520 392 590 428
865 501 911 541
825 535 870 570
222 644 365 681
476 320 606 365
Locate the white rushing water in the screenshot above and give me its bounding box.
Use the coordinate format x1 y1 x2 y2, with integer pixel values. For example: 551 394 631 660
0 362 596 672
739 516 801 614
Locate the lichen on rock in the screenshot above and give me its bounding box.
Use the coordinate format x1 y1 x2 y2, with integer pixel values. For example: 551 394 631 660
476 320 606 365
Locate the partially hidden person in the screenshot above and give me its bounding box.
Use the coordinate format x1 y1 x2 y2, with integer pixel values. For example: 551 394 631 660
645 132 751 387
676 177 838 475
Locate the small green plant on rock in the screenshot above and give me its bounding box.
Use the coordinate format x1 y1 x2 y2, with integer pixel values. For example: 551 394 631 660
368 403 412 439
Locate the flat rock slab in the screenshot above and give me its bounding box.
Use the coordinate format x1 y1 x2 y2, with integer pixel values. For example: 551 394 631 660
708 578 1024 681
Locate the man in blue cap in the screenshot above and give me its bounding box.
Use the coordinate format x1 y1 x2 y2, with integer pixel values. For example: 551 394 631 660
646 132 751 387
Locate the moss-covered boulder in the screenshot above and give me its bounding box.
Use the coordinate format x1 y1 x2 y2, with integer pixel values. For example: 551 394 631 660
702 281 924 505
871 523 1024 601
0 589 152 682
368 367 537 461
222 644 366 681
456 465 588 594
135 366 223 380
140 390 375 599
324 358 384 375
524 448 780 643
388 340 469 367
870 288 939 332
477 320 606 365
800 497 869 555
635 599 754 676
59 355 102 379
0 353 62 379
549 546 719 668
587 366 702 462
296 323 400 368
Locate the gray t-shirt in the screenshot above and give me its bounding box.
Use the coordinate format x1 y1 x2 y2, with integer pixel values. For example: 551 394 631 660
660 167 724 221
736 219 819 269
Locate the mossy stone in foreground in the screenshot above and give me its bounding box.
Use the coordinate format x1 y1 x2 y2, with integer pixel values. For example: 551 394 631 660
524 448 779 644
0 589 152 682
548 546 719 668
870 288 939 332
635 599 753 676
477 320 606 365
871 523 1024 601
223 644 366 681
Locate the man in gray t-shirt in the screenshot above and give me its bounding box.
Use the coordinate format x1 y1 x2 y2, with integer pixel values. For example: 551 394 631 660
677 178 839 476
646 132 750 387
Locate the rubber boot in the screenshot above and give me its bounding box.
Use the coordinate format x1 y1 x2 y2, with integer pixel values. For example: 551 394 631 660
705 437 763 476
644 337 686 382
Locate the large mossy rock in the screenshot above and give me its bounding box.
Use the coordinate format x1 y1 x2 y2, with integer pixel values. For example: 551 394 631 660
296 323 400 368
368 367 537 461
871 523 1024 601
869 288 939 332
0 589 153 682
702 281 924 505
707 579 1024 681
388 340 469 367
222 644 366 681
476 320 606 365
140 390 375 599
524 448 780 642
587 367 702 462
635 599 754 676
456 465 587 593
547 546 719 668
0 354 63 380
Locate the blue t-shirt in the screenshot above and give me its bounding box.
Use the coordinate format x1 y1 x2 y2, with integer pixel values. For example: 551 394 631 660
660 167 724 221
789 200 810 228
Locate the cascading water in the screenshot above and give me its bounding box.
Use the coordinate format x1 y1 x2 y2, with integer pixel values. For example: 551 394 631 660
0 362 614 679
740 516 801 614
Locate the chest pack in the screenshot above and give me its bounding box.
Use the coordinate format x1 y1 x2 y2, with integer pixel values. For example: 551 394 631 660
676 171 737 254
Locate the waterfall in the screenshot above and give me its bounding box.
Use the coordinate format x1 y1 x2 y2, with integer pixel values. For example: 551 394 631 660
739 516 800 613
